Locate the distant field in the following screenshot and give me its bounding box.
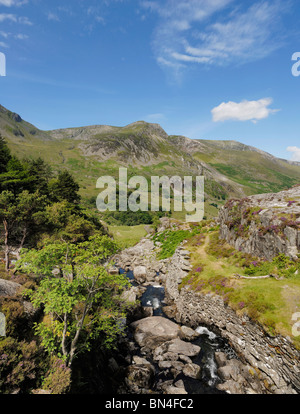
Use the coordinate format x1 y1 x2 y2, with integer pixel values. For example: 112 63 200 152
108 224 147 248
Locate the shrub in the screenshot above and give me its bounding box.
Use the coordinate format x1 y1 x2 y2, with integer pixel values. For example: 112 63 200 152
0 337 47 394
42 357 71 394
154 229 192 259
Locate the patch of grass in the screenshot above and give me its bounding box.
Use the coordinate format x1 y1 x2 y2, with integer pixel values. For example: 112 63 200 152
153 229 192 259
108 224 147 248
153 224 206 260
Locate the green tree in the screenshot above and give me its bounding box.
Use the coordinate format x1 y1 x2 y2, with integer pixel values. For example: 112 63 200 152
22 157 53 195
0 191 17 271
49 170 80 204
14 190 47 257
0 190 46 271
41 201 104 245
17 235 130 367
0 135 12 173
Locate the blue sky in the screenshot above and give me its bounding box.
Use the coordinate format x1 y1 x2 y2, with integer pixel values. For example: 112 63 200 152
0 0 300 161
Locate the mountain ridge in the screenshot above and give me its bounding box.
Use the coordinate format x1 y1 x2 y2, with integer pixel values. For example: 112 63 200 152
0 104 299 217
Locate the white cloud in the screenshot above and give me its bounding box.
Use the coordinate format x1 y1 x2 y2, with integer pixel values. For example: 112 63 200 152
0 0 28 6
0 13 32 24
0 31 27 40
18 15 32 25
14 33 28 39
287 146 300 162
211 98 279 123
47 12 60 22
141 0 289 77
0 13 17 22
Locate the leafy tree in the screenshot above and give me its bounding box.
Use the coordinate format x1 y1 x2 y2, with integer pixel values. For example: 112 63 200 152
40 201 105 245
17 235 130 367
0 165 33 195
0 191 18 271
14 190 47 256
0 135 12 173
0 190 46 270
22 157 53 195
49 170 80 204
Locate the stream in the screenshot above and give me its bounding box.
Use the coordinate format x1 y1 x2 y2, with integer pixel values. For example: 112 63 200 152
120 269 237 394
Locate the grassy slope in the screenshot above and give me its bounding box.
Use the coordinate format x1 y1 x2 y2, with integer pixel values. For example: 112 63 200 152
1 104 300 219
193 144 300 195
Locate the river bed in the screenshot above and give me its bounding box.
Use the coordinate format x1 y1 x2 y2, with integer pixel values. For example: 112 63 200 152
120 268 238 394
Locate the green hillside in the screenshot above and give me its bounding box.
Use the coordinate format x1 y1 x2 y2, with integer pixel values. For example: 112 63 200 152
1 104 299 219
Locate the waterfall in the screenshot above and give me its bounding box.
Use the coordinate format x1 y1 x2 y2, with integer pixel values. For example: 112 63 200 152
195 326 217 340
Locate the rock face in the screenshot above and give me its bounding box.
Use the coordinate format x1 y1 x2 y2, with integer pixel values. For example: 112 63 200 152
218 186 300 260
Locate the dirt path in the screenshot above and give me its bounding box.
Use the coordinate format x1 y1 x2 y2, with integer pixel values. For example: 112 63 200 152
192 234 226 273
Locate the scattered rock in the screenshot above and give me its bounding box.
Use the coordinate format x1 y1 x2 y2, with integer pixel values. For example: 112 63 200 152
162 304 177 319
167 338 200 357
164 385 188 395
126 363 155 389
215 352 228 368
179 325 200 341
133 266 148 284
0 279 22 297
182 363 201 379
121 287 137 303
130 316 180 349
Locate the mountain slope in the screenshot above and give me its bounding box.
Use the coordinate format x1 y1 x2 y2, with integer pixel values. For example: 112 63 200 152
0 104 299 218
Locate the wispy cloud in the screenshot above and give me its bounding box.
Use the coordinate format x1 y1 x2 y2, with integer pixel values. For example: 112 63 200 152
287 146 300 162
211 98 279 123
0 13 17 22
0 0 28 6
141 0 290 78
47 12 60 22
0 13 32 24
18 15 32 25
0 0 31 48
14 33 28 39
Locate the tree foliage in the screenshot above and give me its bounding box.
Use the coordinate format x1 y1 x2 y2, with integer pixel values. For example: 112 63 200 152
17 235 130 367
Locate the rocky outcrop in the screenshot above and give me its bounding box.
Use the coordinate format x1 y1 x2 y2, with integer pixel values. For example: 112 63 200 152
164 246 300 394
218 186 300 260
124 316 204 394
0 278 36 317
0 279 21 297
113 237 167 285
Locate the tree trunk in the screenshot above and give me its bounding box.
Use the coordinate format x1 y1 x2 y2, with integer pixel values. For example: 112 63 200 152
61 312 69 358
68 301 90 367
3 219 9 272
16 227 27 260
235 274 271 280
